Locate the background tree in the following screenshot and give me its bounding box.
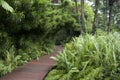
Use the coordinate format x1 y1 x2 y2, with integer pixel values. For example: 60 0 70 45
74 0 80 26
81 0 86 33
107 0 120 33
92 0 99 34
107 0 114 33
112 4 120 31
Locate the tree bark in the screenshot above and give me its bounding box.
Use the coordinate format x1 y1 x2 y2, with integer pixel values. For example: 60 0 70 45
107 0 113 33
92 0 99 34
74 0 81 29
103 0 108 29
81 0 86 34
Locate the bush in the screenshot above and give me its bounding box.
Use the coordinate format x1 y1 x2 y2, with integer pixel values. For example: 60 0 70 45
0 34 55 76
45 32 120 80
14 35 55 65
0 46 21 76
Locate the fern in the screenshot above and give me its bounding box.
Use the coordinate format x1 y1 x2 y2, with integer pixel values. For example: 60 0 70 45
45 69 65 80
46 32 120 80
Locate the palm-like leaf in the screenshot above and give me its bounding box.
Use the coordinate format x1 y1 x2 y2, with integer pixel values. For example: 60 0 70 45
0 0 14 12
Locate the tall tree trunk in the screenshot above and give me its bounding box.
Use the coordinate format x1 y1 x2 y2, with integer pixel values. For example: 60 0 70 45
81 0 86 34
103 0 108 29
74 0 78 13
107 0 120 33
92 0 99 34
107 0 113 33
74 0 81 30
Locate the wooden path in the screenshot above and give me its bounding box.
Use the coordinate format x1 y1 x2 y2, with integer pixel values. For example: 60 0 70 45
0 46 63 80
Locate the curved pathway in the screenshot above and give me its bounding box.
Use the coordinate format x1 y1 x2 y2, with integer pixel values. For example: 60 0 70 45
0 45 63 80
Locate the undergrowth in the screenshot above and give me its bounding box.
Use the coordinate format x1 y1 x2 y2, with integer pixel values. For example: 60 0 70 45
0 33 55 76
45 32 120 80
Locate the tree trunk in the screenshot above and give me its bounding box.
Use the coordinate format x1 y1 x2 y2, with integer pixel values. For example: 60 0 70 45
103 0 108 29
107 0 120 33
107 0 113 33
74 0 81 29
81 0 86 34
74 0 78 13
92 0 99 34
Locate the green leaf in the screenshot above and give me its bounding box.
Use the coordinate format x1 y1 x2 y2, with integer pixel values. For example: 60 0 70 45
0 0 14 12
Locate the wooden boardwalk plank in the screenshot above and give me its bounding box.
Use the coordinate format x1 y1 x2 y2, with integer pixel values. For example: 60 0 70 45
0 46 63 80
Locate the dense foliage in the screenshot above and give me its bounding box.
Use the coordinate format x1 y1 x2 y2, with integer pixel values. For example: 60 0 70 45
0 0 54 75
0 0 94 76
0 0 120 78
45 32 120 80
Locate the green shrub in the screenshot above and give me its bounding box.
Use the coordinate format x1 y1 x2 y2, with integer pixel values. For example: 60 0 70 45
45 32 120 80
17 35 55 65
0 46 21 76
0 32 12 59
0 0 57 76
0 34 55 76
